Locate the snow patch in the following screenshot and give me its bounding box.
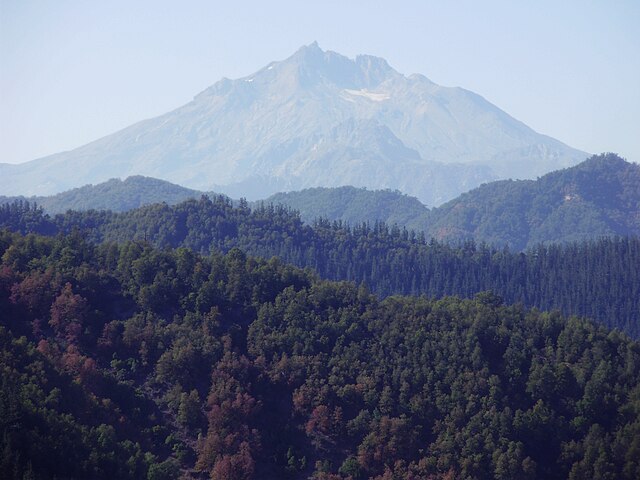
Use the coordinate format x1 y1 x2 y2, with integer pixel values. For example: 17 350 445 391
343 89 390 102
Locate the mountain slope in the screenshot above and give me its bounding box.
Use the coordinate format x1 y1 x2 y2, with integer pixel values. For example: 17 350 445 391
423 153 640 249
2 154 636 250
0 43 586 204
267 154 640 250
3 231 640 479
263 185 428 226
2 153 636 251
3 194 640 337
0 176 203 214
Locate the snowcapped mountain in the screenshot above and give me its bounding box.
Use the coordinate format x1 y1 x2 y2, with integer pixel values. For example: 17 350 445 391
0 42 587 205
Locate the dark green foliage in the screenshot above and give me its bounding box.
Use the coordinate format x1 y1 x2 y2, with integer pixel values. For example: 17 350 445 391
247 154 640 251
263 186 428 227
2 154 637 250
3 185 640 337
0 176 204 214
265 154 640 250
1 231 639 479
422 153 640 249
3 152 639 252
0 201 56 235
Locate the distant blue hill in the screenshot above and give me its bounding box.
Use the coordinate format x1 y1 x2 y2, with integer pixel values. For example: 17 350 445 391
0 176 204 214
2 153 637 250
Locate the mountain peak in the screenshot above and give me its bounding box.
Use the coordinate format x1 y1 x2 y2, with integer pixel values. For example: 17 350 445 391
2 45 588 201
355 54 395 87
575 152 628 171
291 41 324 61
283 43 397 89
301 40 321 52
355 54 391 72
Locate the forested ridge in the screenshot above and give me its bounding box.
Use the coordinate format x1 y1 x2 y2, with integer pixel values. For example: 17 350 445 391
263 154 640 250
1 230 640 479
263 186 427 228
422 153 640 249
3 154 637 251
0 176 203 215
2 195 639 338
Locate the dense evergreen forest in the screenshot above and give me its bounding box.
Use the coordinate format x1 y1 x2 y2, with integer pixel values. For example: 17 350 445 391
264 154 640 250
263 186 427 228
0 176 202 215
1 230 640 479
2 196 639 338
422 153 640 249
3 154 637 250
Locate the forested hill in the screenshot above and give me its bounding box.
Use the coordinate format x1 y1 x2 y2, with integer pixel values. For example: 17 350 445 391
2 154 636 250
2 197 640 337
263 186 428 227
2 230 640 479
267 154 640 250
422 153 640 249
0 176 203 214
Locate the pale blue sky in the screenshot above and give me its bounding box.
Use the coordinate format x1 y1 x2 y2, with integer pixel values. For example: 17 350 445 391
1 0 639 165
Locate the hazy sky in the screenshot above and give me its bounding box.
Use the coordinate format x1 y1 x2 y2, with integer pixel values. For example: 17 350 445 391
1 0 639 165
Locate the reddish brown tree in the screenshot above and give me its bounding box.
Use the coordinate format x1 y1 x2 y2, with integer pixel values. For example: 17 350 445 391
49 283 89 344
197 348 261 479
10 269 58 318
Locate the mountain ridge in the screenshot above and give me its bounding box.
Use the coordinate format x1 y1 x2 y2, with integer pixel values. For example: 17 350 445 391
255 154 638 247
265 153 640 249
0 43 586 203
2 153 636 250
0 176 203 214
424 152 640 249
3 177 640 338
